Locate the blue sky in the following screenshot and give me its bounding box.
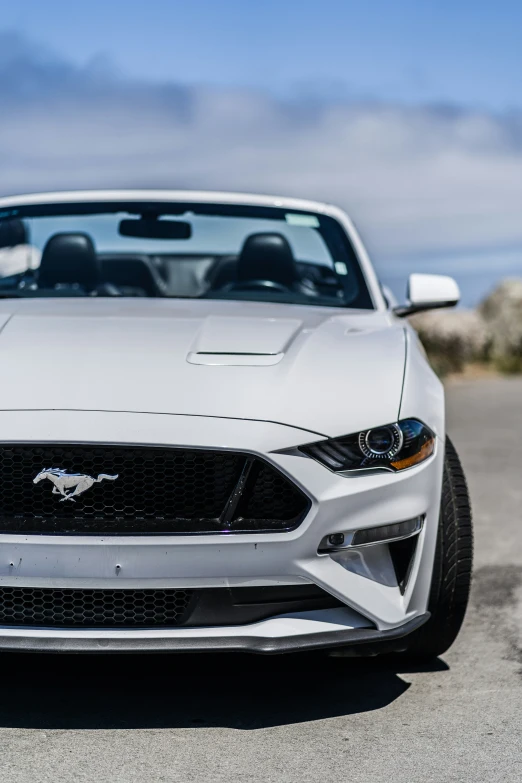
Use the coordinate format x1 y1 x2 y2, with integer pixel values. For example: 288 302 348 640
1 0 522 303
2 0 522 108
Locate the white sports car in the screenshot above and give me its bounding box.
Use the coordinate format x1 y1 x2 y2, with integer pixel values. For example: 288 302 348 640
0 190 472 658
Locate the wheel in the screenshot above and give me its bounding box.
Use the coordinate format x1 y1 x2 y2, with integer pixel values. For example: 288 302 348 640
403 435 473 660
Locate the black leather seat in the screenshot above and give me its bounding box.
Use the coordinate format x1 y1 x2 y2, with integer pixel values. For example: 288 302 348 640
0 219 27 249
226 233 317 296
38 233 100 292
237 233 299 287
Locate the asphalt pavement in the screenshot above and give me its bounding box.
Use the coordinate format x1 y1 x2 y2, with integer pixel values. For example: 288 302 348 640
0 377 521 782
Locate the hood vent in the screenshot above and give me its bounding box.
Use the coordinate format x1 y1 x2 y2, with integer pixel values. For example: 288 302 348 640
187 351 284 366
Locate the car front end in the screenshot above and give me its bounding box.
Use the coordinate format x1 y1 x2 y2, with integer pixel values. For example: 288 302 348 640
0 190 453 655
0 397 442 654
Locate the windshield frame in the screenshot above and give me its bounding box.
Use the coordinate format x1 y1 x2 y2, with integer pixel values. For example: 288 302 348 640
0 200 376 310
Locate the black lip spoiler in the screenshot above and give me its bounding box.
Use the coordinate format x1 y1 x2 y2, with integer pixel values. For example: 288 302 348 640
0 613 429 655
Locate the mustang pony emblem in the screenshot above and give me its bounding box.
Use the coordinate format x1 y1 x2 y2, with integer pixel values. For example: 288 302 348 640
33 468 119 502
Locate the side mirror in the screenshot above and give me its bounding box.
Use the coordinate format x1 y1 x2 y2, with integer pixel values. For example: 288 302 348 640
393 273 460 318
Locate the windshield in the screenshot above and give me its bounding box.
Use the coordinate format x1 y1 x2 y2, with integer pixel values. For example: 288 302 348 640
0 201 373 308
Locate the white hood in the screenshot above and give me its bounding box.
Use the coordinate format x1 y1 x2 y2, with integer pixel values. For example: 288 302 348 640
0 299 406 437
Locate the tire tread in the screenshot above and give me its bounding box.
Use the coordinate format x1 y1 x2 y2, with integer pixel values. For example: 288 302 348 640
405 436 473 659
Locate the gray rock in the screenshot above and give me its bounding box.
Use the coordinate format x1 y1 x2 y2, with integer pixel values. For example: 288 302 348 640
479 279 522 370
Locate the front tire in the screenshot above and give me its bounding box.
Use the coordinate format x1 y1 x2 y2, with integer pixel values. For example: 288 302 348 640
403 436 473 660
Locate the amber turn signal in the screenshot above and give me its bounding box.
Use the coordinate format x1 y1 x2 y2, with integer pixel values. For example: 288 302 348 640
390 438 435 471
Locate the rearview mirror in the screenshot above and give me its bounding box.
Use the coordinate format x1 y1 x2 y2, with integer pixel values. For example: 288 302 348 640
393 273 460 317
119 219 192 240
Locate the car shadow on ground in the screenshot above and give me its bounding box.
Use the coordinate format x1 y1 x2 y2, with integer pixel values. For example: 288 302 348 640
0 652 448 730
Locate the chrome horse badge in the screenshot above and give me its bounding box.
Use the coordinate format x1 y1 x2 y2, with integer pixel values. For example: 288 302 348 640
33 468 119 501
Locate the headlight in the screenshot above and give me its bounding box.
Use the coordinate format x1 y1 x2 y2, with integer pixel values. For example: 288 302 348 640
300 419 435 473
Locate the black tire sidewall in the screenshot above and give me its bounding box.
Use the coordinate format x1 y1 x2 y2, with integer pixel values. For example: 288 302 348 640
405 436 473 659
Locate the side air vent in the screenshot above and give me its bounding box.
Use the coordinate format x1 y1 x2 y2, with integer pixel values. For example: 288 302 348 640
389 536 419 593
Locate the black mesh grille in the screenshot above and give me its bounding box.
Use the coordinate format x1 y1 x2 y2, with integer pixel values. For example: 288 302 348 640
235 461 310 530
0 586 193 628
0 445 309 534
0 585 341 629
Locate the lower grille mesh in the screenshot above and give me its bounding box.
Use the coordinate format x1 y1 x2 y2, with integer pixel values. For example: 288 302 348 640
0 587 194 628
0 585 342 629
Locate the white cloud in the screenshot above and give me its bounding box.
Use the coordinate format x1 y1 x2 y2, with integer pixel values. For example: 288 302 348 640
2 30 522 300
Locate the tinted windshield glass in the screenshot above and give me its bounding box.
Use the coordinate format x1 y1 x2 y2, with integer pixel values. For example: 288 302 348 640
0 201 373 308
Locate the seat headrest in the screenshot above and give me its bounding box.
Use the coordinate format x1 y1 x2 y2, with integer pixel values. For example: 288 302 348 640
39 233 99 290
237 233 299 287
0 219 27 249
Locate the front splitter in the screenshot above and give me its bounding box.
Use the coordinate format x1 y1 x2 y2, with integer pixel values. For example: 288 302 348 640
0 613 429 655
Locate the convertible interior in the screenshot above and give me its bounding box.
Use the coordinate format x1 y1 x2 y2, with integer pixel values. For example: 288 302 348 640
0 225 343 300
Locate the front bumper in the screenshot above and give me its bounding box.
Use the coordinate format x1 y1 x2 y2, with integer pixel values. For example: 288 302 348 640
0 410 443 652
